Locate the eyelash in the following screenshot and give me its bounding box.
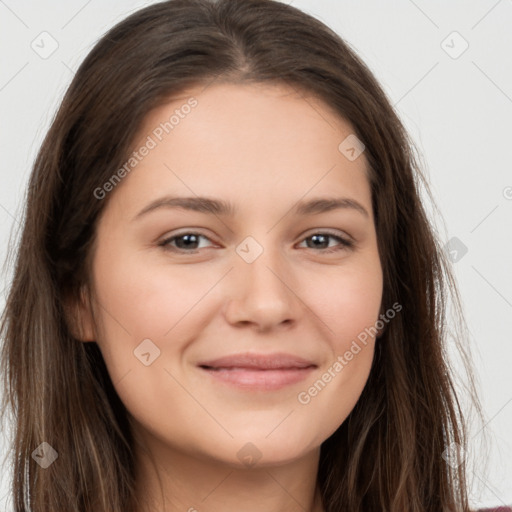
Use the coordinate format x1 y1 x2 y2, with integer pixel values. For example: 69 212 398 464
158 231 354 254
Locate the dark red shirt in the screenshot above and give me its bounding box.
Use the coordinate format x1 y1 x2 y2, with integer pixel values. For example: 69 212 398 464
477 508 512 511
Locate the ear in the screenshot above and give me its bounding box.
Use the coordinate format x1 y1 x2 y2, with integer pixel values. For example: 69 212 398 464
63 285 96 342
376 324 387 339
376 306 387 339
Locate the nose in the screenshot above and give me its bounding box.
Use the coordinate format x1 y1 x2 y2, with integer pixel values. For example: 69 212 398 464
223 245 301 332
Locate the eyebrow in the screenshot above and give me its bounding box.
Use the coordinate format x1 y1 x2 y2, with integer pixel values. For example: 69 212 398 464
132 195 369 221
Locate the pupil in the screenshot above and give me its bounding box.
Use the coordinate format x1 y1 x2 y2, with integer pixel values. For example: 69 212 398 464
177 234 198 249
309 234 327 248
174 234 331 250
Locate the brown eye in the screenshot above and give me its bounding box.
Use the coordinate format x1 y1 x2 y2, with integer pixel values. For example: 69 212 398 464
159 232 214 252
298 233 353 253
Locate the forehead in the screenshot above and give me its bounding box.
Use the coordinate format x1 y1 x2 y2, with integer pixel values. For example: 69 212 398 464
107 81 372 218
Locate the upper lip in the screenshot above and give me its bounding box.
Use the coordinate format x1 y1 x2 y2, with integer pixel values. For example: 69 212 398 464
198 352 317 370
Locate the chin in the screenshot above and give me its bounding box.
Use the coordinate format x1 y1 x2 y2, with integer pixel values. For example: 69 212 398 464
204 431 321 469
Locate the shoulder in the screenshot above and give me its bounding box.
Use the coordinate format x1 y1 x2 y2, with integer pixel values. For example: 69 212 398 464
475 508 512 512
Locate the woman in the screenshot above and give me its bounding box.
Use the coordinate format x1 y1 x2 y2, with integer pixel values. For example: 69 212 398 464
0 1 508 511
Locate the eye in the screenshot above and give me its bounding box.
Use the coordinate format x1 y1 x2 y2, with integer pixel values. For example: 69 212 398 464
159 232 215 252
158 230 354 254
296 232 354 253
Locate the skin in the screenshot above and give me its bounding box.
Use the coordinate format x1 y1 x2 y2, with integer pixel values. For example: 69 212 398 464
75 81 383 512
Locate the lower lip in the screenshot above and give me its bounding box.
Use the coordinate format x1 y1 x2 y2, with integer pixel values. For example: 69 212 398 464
199 367 316 391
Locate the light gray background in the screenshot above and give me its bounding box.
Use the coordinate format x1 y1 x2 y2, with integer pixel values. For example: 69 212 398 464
1 0 511 510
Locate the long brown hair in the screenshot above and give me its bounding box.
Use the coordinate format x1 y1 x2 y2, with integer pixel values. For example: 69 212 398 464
0 0 484 510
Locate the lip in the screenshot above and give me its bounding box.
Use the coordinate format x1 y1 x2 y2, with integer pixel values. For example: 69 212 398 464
197 352 317 391
197 352 316 370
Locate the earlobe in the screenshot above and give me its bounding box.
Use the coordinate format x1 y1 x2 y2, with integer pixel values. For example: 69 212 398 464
376 324 387 339
64 285 96 342
376 306 387 339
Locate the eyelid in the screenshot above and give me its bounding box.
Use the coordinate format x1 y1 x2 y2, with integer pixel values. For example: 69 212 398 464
158 229 218 249
158 228 355 254
295 230 354 254
299 227 354 243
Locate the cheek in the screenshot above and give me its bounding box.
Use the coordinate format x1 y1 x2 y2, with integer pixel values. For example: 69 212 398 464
89 242 220 388
303 259 383 344
293 259 382 429
92 247 216 337
295 285 379 445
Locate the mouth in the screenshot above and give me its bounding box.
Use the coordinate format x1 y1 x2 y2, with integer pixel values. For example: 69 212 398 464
197 352 317 391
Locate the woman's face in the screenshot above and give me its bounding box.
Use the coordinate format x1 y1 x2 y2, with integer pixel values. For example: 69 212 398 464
81 82 383 467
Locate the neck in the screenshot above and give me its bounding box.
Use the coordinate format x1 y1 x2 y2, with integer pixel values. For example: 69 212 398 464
132 436 325 512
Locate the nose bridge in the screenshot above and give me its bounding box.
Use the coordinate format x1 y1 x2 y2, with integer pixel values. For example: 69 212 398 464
224 235 299 329
239 243 285 294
